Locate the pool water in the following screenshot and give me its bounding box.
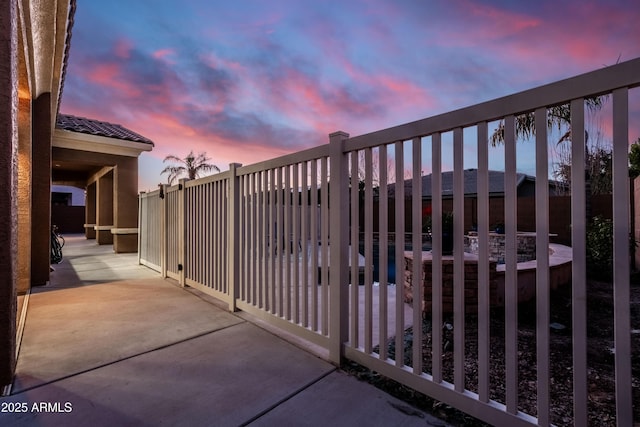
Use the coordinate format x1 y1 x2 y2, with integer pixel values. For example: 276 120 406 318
359 239 432 285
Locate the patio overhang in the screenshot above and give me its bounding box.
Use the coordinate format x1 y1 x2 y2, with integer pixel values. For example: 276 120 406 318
54 128 154 158
52 126 153 187
52 115 155 252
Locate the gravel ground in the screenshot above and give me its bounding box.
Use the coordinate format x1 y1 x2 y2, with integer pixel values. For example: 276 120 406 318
343 279 640 426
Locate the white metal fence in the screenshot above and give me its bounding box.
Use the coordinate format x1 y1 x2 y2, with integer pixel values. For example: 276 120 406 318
139 58 640 426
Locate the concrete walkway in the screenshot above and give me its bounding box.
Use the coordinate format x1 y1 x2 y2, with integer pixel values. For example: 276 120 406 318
1 235 448 426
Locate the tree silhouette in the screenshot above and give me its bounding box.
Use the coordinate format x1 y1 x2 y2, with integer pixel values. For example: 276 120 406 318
161 151 220 185
489 98 605 147
629 138 640 179
489 97 606 220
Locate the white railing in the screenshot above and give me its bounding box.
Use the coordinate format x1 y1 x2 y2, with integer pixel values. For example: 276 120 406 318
139 58 640 426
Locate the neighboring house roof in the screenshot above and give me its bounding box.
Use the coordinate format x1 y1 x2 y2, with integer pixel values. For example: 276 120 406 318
388 169 564 198
421 169 534 197
56 114 155 146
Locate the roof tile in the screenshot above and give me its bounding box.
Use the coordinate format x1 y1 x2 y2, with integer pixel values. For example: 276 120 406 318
56 114 154 146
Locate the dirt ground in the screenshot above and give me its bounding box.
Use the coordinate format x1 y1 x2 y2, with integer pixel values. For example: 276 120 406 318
344 279 640 426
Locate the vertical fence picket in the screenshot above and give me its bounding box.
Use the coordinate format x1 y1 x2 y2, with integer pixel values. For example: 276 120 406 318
431 133 442 383
194 184 199 286
394 140 405 367
612 88 632 425
241 176 248 300
161 185 167 277
245 174 251 302
364 148 374 353
310 160 319 332
476 123 490 401
504 115 518 414
378 145 388 360
301 162 309 327
570 98 588 427
212 182 219 290
411 137 423 374
276 167 283 317
269 168 276 314
251 173 258 305
351 151 360 348
321 157 329 335
534 108 551 425
293 164 300 324
196 185 201 284
138 192 143 264
215 183 219 292
284 165 292 320
198 185 203 285
258 171 265 309
453 127 464 391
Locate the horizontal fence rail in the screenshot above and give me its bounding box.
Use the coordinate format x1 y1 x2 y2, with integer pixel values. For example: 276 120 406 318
139 58 640 426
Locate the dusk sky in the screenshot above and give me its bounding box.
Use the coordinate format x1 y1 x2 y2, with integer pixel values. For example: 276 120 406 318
60 0 640 191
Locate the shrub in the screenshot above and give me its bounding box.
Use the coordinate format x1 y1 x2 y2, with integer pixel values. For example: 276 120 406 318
586 216 613 280
586 215 638 281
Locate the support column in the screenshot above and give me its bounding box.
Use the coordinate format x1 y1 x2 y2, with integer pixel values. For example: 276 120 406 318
85 182 96 239
30 93 51 285
0 0 18 386
113 157 138 253
95 170 114 245
17 96 31 294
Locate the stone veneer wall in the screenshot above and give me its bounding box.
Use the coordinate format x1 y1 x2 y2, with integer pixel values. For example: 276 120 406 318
465 232 537 264
404 255 500 314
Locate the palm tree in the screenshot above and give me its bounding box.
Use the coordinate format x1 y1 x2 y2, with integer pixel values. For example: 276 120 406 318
489 97 606 220
161 151 220 185
489 98 605 147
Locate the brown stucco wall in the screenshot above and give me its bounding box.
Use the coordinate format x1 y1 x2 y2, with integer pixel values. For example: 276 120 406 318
96 170 114 244
85 181 96 238
113 157 139 252
0 0 18 386
31 93 52 285
17 96 32 294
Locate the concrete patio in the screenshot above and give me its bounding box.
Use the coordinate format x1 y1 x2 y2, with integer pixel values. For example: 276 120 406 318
0 235 447 426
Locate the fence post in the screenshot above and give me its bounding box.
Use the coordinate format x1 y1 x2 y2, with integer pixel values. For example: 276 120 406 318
228 163 242 311
178 179 188 287
328 131 349 365
161 184 168 278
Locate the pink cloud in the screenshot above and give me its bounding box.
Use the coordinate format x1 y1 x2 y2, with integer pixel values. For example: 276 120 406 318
135 111 299 175
465 1 541 35
113 38 133 59
201 52 245 73
82 62 141 96
376 74 437 108
425 1 639 85
152 48 176 64
433 1 542 47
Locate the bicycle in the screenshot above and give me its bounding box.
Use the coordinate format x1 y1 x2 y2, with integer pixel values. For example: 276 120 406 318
51 224 64 264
